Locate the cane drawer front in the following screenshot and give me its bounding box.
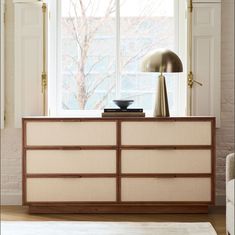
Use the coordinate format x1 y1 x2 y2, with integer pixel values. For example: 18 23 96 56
26 150 116 174
121 121 211 145
26 178 116 202
121 177 211 202
26 121 116 146
121 150 211 174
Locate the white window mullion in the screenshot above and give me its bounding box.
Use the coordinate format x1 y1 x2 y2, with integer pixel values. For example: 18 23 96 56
176 0 187 116
174 0 179 53
172 0 180 116
57 0 62 115
46 0 58 116
115 0 121 99
56 0 62 115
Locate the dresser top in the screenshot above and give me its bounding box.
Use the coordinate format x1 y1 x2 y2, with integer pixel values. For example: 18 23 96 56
22 116 216 122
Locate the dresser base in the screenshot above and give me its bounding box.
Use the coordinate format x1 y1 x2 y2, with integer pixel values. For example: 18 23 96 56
28 204 209 214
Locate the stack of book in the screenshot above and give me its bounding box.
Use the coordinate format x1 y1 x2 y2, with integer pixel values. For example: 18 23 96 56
102 108 145 117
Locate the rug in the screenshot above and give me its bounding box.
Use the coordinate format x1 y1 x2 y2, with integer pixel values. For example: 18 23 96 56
1 222 217 235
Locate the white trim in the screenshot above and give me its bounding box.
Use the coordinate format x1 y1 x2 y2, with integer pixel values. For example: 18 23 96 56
177 0 188 116
173 0 187 116
1 192 22 205
115 0 120 98
47 0 57 116
56 0 62 115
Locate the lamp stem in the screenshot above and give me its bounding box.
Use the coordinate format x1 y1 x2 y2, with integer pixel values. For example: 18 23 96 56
154 74 170 117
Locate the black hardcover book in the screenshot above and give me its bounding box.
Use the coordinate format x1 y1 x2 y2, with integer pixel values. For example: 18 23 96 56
104 108 143 113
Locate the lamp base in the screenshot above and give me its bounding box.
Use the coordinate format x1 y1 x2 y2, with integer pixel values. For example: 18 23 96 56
154 74 170 117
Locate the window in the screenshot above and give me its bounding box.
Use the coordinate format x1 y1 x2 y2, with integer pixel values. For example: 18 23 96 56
50 0 186 116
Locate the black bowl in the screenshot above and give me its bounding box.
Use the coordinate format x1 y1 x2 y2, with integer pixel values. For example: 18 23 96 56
113 100 134 109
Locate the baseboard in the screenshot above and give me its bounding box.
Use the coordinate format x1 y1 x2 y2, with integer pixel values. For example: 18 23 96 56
1 192 22 205
216 195 226 206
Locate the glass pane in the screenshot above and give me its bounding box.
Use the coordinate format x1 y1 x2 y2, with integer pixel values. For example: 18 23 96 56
120 0 177 113
60 0 116 110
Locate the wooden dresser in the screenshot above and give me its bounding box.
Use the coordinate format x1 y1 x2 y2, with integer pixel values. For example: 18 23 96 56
22 117 216 213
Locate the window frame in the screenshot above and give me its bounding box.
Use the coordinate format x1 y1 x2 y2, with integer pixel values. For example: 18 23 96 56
48 0 187 117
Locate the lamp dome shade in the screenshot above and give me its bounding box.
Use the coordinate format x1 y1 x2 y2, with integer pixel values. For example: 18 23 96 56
141 49 183 73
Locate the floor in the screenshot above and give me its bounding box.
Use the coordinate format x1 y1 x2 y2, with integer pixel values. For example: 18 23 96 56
1 206 226 235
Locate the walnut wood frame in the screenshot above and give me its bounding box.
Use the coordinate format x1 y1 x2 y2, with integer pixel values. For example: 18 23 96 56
22 117 216 213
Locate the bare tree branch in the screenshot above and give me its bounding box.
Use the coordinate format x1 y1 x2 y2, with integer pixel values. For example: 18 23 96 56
87 72 114 99
84 56 106 76
62 0 172 110
94 82 115 109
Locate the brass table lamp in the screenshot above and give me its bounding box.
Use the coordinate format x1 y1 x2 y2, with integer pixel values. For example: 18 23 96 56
141 49 183 117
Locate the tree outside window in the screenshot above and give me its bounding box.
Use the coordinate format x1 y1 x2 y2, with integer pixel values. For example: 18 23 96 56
59 0 177 114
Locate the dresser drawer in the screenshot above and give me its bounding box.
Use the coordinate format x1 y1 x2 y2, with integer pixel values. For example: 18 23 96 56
121 150 211 173
26 121 116 146
27 178 116 202
121 121 211 145
26 150 116 174
121 178 211 202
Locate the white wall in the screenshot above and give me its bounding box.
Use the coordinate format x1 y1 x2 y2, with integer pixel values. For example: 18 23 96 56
1 0 23 205
1 0 234 205
215 0 234 204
